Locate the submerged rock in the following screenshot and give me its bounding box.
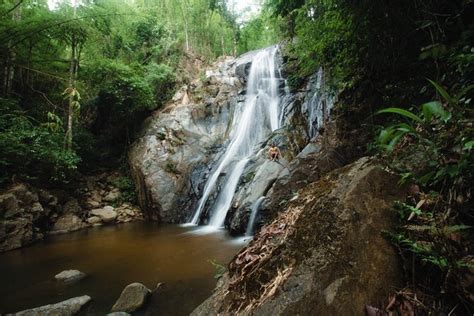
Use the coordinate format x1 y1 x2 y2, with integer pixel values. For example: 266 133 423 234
111 282 151 313
54 269 86 282
10 295 91 315
192 157 405 315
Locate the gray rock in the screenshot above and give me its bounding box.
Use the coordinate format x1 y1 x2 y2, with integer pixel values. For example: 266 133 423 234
0 193 19 218
10 295 91 316
103 191 121 202
111 282 151 313
234 48 261 80
86 199 101 208
91 206 117 223
1 184 62 252
55 269 86 282
86 216 102 224
63 199 82 214
107 313 131 316
0 218 36 252
51 213 85 234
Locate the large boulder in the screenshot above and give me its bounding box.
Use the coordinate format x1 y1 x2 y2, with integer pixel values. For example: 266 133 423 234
192 157 405 315
111 282 151 313
10 295 91 316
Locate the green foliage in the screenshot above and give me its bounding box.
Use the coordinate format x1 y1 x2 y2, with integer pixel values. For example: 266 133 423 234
0 99 80 185
113 176 137 204
237 10 279 55
377 81 473 190
378 81 473 311
291 1 356 84
145 62 176 102
164 160 180 174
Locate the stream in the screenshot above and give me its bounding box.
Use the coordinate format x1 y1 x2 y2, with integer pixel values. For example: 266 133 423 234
0 223 246 315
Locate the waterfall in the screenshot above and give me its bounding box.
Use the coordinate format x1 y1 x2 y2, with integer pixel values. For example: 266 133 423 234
245 196 265 236
188 46 284 228
304 68 335 139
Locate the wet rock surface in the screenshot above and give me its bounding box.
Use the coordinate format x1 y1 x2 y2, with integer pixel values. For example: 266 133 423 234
9 295 91 316
192 157 406 315
111 282 151 313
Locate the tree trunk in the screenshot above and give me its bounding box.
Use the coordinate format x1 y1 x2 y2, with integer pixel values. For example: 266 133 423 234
179 0 190 52
3 2 22 97
65 4 78 150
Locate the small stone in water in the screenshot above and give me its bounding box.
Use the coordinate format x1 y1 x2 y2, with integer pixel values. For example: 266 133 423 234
55 269 86 282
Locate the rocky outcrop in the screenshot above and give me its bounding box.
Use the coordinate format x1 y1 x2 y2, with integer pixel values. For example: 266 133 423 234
54 269 86 282
0 183 55 252
192 157 406 315
111 282 151 313
0 171 144 252
10 295 91 316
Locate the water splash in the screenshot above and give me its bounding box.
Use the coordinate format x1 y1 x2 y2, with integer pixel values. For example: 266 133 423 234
188 46 284 228
245 196 266 236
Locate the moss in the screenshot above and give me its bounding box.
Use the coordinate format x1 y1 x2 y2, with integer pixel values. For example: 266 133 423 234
164 160 180 174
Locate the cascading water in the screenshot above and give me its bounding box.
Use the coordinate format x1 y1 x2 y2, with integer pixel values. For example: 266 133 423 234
245 196 266 236
304 68 335 139
188 46 284 229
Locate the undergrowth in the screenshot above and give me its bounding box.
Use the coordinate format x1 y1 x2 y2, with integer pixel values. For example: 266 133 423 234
377 80 473 314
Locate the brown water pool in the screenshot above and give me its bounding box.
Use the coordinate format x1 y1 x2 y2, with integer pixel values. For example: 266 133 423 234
0 222 248 315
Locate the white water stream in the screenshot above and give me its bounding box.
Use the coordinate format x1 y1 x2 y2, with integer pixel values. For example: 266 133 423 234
245 196 266 236
188 46 284 229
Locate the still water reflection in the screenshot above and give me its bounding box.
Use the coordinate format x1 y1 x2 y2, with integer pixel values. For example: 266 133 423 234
0 222 247 315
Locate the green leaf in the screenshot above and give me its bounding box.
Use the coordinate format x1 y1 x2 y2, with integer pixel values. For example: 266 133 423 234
464 140 474 150
422 101 451 122
443 225 472 235
427 79 454 105
377 108 422 122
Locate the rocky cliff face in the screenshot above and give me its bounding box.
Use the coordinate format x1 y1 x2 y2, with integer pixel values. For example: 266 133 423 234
192 157 406 315
128 56 242 222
